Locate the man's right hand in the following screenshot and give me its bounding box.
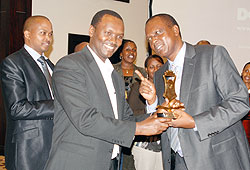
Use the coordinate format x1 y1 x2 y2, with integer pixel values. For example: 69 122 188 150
135 114 171 136
135 70 156 105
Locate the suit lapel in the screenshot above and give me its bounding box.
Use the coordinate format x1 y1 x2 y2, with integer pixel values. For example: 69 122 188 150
180 43 196 108
21 48 52 99
112 70 123 119
154 62 169 104
82 48 115 118
156 63 173 138
46 59 54 71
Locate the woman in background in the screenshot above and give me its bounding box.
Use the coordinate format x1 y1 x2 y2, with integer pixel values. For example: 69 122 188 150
128 55 164 170
113 40 146 98
242 62 250 144
113 40 146 170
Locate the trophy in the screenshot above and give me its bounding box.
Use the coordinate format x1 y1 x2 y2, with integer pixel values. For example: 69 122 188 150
156 70 184 119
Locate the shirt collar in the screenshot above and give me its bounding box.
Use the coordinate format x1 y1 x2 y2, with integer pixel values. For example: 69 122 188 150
168 42 186 68
87 45 114 74
24 44 48 61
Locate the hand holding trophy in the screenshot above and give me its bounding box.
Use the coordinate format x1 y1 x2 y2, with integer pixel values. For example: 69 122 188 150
135 69 184 120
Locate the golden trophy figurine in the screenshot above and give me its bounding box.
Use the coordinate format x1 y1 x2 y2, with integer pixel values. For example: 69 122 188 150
156 70 184 119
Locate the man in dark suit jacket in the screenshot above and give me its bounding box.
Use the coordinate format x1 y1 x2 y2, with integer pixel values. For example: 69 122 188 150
0 16 54 170
44 10 170 170
137 14 250 170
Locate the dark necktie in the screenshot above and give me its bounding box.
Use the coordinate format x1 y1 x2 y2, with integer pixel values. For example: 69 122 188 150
37 56 52 88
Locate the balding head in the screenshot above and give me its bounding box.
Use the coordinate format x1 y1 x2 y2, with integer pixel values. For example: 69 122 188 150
196 40 211 45
74 42 89 52
23 15 53 55
23 15 51 32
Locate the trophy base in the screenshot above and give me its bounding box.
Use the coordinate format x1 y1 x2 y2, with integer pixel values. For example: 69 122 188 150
157 112 175 119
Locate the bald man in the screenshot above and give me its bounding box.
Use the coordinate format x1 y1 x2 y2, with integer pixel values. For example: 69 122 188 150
74 41 89 52
1 15 54 170
196 40 211 45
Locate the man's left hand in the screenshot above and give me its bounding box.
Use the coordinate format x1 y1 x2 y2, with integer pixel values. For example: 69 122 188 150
168 109 195 129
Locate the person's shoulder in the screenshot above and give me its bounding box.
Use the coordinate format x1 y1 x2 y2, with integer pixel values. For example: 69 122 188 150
55 49 93 71
113 62 121 68
194 44 229 57
193 42 226 53
134 65 147 76
6 48 25 59
56 53 79 66
131 81 140 88
135 65 145 71
2 48 27 66
113 62 122 72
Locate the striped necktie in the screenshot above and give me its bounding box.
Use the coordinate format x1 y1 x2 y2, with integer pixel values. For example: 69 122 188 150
37 56 52 88
169 63 180 153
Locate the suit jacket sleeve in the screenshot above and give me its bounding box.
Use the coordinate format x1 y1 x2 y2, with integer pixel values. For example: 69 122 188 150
1 56 54 120
193 46 250 140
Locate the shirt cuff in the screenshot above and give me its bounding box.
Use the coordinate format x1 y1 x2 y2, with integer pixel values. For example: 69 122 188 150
146 97 158 114
193 123 198 131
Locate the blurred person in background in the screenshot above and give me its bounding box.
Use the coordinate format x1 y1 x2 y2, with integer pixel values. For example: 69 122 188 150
242 61 250 144
196 40 211 45
128 54 164 170
74 41 89 52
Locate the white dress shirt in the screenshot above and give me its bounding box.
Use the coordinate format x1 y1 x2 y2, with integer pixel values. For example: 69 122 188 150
87 46 119 159
147 42 186 156
24 44 53 98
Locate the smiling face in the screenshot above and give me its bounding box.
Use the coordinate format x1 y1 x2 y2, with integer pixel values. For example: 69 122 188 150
89 14 124 62
121 41 137 64
242 63 250 87
145 16 182 61
24 17 53 55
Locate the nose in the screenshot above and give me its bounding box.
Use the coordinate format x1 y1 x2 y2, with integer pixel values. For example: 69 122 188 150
109 34 117 44
130 50 136 55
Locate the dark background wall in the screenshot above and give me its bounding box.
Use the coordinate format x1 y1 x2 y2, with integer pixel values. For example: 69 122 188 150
0 0 31 155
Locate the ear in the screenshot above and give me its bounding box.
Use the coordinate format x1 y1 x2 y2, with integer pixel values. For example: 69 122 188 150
89 25 95 37
120 51 123 58
172 25 180 36
24 30 31 40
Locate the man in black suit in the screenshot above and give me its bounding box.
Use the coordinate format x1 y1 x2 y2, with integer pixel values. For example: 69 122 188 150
45 9 169 170
1 15 54 170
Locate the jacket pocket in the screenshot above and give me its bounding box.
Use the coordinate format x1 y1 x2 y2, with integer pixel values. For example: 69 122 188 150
59 140 95 156
212 136 244 170
212 135 236 154
12 127 39 143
